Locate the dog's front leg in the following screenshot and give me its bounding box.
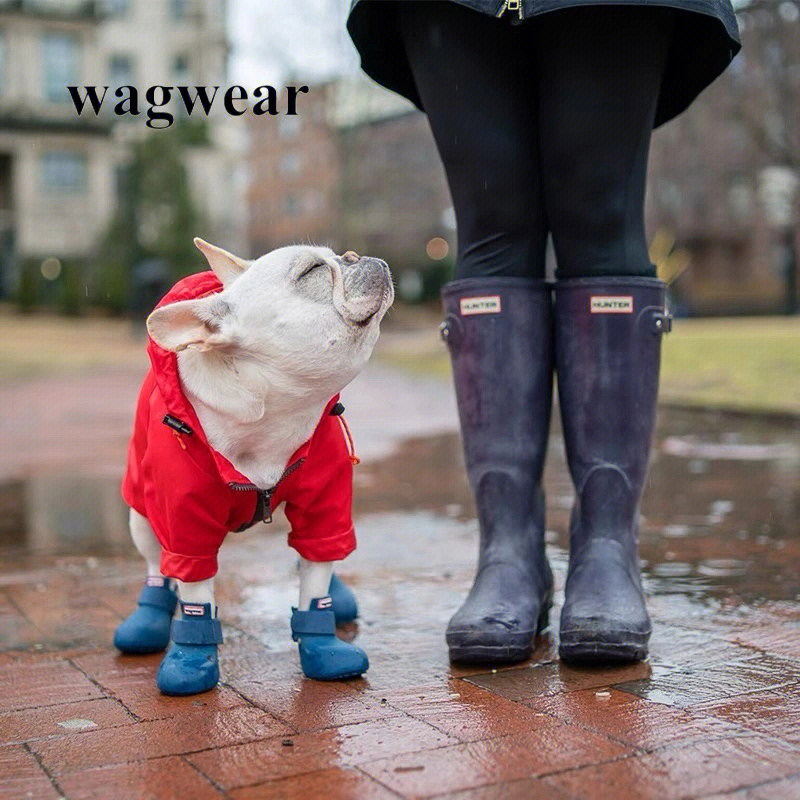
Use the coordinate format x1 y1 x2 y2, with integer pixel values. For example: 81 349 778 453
298 559 333 610
291 558 368 680
129 508 164 577
157 575 222 696
176 577 215 607
113 509 178 654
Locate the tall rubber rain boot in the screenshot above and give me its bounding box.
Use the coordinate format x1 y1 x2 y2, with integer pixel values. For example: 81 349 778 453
555 277 671 663
440 278 554 664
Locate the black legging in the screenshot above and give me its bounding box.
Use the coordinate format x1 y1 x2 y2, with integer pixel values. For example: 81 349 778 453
396 3 675 280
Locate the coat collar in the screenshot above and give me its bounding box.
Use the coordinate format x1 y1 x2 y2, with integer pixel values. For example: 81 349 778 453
147 271 337 487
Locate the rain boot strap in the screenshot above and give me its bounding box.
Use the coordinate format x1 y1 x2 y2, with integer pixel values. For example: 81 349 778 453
291 608 336 641
171 617 223 645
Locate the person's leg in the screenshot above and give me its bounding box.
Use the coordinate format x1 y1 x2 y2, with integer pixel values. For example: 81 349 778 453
397 1 547 280
535 6 675 663
535 5 672 280
398 2 553 664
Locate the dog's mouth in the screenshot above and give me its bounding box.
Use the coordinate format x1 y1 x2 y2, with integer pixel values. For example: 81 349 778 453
338 259 394 327
349 285 394 328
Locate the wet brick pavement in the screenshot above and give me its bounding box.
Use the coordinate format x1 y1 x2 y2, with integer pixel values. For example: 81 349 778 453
2 356 800 799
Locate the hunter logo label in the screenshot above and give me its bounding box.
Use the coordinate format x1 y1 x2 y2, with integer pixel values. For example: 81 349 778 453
460 295 502 315
182 604 206 616
590 296 634 314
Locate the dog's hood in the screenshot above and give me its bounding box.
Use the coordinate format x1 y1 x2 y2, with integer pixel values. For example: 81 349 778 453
147 270 222 430
145 271 333 486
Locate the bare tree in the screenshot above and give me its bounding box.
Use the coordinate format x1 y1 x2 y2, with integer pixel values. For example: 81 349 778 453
733 0 800 310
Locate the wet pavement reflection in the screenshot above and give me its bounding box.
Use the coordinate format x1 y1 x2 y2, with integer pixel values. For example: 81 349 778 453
6 406 796 609
3 403 800 798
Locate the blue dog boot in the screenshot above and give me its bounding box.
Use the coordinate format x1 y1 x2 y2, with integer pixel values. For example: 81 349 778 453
114 577 178 654
329 573 358 624
291 597 368 680
156 602 222 696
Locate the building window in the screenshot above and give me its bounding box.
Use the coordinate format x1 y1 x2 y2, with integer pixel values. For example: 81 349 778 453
42 33 80 104
284 194 300 215
656 181 682 216
40 152 88 193
279 153 303 176
170 0 191 20
728 176 754 223
109 54 135 87
114 164 129 196
305 189 326 212
104 0 131 17
278 116 301 138
173 54 190 84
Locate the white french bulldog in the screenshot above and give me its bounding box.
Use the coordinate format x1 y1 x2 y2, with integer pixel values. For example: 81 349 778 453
115 239 393 694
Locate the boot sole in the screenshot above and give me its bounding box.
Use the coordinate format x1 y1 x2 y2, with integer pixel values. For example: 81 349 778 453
115 643 168 655
448 603 551 666
559 630 649 665
307 669 367 681
159 683 218 697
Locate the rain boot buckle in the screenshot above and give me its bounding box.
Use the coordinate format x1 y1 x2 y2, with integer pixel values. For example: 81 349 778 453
653 311 672 334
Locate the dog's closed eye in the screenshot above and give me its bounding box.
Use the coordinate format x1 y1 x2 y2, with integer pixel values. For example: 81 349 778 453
298 261 327 279
294 261 334 305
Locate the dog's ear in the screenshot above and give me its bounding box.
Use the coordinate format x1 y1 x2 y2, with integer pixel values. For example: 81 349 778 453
147 297 231 353
194 237 250 286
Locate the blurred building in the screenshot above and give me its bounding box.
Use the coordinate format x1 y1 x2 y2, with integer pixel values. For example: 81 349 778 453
0 0 245 298
0 0 113 295
98 0 245 254
248 75 455 280
248 82 341 251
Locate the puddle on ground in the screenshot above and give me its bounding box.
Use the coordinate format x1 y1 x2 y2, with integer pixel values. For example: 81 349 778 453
1 407 799 612
0 475 131 555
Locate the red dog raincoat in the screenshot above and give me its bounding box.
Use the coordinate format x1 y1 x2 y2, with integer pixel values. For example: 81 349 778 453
122 272 359 582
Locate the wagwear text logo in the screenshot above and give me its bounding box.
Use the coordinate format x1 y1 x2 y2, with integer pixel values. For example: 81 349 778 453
67 84 309 129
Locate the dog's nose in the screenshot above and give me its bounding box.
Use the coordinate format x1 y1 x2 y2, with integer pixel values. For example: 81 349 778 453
342 250 359 264
340 256 392 323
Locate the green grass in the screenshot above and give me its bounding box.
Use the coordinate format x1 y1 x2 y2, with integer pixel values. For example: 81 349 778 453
376 314 800 416
0 308 147 380
660 317 800 415
3 308 798 416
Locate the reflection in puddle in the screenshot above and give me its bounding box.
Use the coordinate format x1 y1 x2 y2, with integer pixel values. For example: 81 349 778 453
360 406 800 610
0 475 130 555
696 559 749 578
1 407 799 617
661 437 799 461
650 562 694 578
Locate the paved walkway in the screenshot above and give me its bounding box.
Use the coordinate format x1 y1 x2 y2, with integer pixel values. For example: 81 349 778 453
2 350 800 799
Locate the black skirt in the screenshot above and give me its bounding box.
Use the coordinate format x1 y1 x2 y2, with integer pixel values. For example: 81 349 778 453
346 0 741 128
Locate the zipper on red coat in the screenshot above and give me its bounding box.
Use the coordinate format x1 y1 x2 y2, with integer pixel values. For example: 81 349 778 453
229 482 274 523
260 488 274 523
228 457 306 524
496 0 522 19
